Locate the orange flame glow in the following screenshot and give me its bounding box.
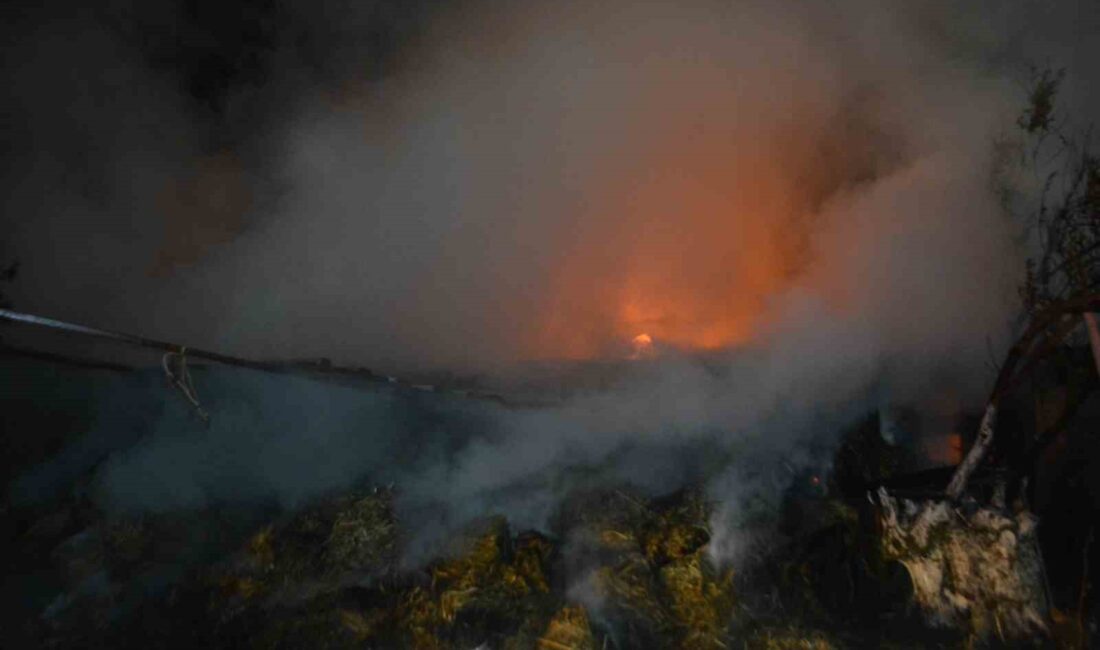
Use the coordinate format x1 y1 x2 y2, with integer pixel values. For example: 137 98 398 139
527 114 828 360
629 333 655 359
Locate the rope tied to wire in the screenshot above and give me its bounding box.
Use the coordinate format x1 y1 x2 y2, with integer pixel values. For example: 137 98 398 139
162 346 210 426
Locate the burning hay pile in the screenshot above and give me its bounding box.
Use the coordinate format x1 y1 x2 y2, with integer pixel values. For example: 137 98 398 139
23 429 1057 650
205 487 737 649
555 489 735 649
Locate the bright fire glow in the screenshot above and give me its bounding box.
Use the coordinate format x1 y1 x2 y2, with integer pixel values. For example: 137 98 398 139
528 118 824 360
499 41 860 363
629 333 655 359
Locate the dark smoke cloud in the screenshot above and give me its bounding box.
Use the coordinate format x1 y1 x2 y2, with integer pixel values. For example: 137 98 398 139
5 0 1100 563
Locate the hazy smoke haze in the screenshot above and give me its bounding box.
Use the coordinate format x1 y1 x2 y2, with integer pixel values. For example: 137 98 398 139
5 0 1100 558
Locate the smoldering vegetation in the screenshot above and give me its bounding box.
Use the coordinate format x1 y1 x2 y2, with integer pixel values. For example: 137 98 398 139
8 353 838 556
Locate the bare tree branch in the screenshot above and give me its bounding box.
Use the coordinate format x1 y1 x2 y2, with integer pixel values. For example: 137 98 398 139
946 294 1100 500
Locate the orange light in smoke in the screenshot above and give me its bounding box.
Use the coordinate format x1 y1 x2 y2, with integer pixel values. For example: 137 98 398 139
947 434 963 465
630 332 655 359
524 84 834 361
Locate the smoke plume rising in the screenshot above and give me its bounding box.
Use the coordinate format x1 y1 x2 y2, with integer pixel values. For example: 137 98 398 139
5 0 1100 560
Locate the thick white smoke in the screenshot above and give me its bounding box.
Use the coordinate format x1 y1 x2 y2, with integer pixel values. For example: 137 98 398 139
6 0 1100 561
146 0 1023 375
